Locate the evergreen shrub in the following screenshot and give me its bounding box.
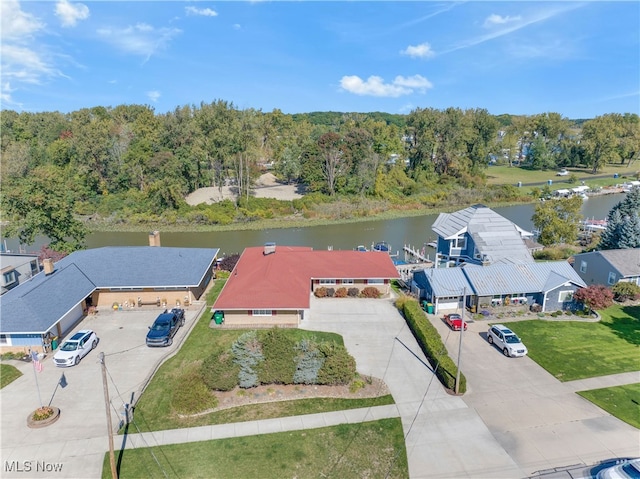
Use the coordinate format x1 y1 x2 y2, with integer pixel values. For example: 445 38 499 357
201 351 240 391
293 339 325 384
172 368 218 414
347 287 359 297
232 331 264 388
257 328 296 384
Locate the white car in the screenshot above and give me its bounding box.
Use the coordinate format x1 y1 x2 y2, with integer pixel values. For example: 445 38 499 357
556 169 569 176
53 330 99 367
487 324 528 357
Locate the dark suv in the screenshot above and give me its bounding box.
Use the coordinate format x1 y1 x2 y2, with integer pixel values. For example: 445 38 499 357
146 308 185 347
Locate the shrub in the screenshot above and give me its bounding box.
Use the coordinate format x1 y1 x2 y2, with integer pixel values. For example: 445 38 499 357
314 287 328 298
316 342 356 385
231 331 264 389
172 368 218 414
360 286 381 298
401 299 466 394
201 351 240 391
293 338 325 385
334 287 348 298
612 282 640 302
574 285 614 311
347 287 359 297
257 328 296 385
326 287 335 298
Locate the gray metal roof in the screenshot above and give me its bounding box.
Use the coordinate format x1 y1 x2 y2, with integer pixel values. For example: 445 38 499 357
0 246 219 334
432 204 534 264
461 261 586 296
591 248 640 277
418 268 473 296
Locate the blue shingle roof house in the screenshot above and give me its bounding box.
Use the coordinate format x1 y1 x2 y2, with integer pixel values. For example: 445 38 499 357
0 245 219 354
432 204 535 267
413 261 586 314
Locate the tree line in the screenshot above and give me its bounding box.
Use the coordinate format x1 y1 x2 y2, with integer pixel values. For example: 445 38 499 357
1 101 638 252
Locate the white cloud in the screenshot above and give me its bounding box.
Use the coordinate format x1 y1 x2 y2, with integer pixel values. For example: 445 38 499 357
97 23 182 60
55 0 89 28
1 42 58 86
185 6 218 17
233 24 241 30
0 0 44 41
483 14 521 28
340 74 432 97
400 42 435 59
147 90 161 102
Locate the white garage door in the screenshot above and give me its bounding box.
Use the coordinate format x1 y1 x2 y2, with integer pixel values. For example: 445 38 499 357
436 297 461 313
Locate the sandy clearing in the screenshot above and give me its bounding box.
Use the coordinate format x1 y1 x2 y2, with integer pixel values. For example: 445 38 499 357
185 173 305 206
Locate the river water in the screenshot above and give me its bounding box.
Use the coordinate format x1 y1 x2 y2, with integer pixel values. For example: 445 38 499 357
4 193 627 257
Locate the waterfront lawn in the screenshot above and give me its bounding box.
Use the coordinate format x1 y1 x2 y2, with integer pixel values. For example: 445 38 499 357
106 418 408 479
578 383 640 429
0 364 22 388
132 278 393 433
506 305 640 381
485 163 636 186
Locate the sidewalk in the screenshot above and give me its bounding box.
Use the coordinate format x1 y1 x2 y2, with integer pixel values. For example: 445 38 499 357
120 404 400 450
562 371 640 393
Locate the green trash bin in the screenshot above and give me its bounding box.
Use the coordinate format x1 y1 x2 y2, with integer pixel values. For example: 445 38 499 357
427 303 434 314
213 310 225 325
51 337 59 350
421 300 428 311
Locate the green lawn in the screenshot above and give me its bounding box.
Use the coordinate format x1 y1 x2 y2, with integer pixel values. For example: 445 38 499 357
106 418 408 479
133 279 394 432
0 363 22 388
485 163 637 186
506 305 640 381
578 383 640 429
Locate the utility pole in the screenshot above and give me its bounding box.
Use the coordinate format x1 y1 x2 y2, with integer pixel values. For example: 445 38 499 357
99 352 118 479
455 287 465 395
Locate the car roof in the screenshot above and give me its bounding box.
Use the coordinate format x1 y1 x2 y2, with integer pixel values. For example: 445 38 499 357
70 330 92 340
492 324 514 333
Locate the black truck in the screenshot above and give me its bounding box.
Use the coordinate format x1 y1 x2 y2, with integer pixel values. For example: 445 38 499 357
146 308 185 347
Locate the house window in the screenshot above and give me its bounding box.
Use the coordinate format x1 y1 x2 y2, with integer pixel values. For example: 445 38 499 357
558 290 573 302
319 279 336 285
2 270 16 285
367 279 384 285
30 260 39 276
452 236 466 249
0 335 7 345
252 310 272 316
607 272 616 285
580 261 587 273
342 279 354 285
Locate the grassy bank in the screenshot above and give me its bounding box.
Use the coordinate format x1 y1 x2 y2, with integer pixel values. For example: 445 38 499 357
106 418 408 479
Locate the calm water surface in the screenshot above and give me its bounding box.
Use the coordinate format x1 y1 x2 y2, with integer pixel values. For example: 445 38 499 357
5 193 627 256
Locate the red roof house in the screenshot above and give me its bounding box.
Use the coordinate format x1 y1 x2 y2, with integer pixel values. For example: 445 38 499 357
212 244 400 327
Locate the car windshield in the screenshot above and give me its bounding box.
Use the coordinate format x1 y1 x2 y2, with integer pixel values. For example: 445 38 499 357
151 321 170 331
60 341 79 351
505 334 521 344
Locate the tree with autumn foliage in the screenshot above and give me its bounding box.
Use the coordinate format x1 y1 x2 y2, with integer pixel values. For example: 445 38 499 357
573 285 614 312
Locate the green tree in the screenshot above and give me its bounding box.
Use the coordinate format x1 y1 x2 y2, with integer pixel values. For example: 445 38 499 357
532 196 583 246
599 188 640 250
581 115 620 173
1 165 87 252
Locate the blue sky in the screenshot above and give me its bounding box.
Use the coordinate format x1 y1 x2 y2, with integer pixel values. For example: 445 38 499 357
1 1 638 119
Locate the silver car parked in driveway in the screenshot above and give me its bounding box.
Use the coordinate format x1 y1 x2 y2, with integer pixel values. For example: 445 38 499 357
487 324 528 357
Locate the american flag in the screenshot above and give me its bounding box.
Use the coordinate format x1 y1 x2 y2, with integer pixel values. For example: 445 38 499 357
31 350 43 373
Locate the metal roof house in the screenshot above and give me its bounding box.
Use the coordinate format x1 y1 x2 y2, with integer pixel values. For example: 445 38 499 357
432 204 535 268
413 261 586 314
212 244 400 327
0 245 219 354
572 248 640 287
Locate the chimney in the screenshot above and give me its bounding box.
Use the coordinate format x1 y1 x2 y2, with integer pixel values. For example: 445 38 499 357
149 231 161 247
43 258 55 275
263 242 276 256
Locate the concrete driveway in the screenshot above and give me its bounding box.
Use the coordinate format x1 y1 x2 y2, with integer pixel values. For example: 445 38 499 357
432 312 640 476
302 297 524 479
0 305 205 479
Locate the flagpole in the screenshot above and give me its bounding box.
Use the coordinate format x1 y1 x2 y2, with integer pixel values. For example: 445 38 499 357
30 350 43 407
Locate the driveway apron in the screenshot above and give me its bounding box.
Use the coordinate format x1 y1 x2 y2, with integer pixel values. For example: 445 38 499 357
302 297 524 479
